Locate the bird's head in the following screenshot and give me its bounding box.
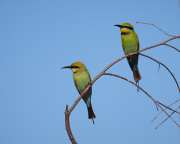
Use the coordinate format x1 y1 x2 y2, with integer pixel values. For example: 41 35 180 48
114 22 134 35
62 61 87 74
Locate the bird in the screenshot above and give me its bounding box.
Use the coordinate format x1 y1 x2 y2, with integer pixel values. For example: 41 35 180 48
62 61 96 123
114 22 141 83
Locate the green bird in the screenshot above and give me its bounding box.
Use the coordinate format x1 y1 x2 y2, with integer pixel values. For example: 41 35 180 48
63 61 96 122
115 22 141 83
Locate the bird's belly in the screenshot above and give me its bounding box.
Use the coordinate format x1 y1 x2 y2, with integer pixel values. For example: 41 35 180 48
74 74 90 93
122 38 138 54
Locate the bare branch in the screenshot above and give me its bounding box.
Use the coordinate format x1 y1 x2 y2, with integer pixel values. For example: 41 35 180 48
64 35 180 143
65 105 77 144
68 85 92 114
152 99 180 122
140 35 180 53
164 43 180 52
103 73 180 127
136 21 175 37
64 85 92 144
92 36 180 85
155 105 180 129
140 53 180 93
158 102 180 115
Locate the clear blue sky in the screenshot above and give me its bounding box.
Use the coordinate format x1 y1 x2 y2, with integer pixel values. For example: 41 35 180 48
0 0 179 144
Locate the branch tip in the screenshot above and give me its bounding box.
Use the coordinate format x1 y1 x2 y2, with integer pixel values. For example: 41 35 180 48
65 105 70 115
136 21 175 37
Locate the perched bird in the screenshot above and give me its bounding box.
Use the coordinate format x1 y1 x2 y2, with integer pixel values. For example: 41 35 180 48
114 22 141 83
63 61 96 122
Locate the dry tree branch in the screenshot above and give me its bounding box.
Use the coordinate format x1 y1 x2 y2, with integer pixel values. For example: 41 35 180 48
103 73 180 127
65 105 77 144
65 35 180 144
155 105 180 129
139 53 180 92
92 36 180 85
152 99 180 122
136 21 180 53
158 101 180 115
164 43 180 52
155 104 180 129
139 35 180 53
154 101 180 129
65 85 91 144
103 73 180 129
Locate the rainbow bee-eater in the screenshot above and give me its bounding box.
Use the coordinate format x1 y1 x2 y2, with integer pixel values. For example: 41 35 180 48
63 61 96 122
115 22 141 83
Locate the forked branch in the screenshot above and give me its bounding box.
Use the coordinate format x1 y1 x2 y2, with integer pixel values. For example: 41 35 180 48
65 32 180 143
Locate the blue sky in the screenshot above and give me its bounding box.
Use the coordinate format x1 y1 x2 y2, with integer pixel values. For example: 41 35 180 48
0 0 180 144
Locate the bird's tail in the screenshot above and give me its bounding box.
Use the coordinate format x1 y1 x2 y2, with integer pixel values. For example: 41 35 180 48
87 104 96 123
133 66 141 83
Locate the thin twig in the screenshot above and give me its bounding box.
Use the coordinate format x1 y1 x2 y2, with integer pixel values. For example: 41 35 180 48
158 102 180 115
155 105 180 129
152 99 180 122
136 21 175 37
155 104 180 129
164 43 180 52
140 35 180 53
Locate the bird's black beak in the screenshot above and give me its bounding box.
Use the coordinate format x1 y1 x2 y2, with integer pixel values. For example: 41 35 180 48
114 24 122 28
62 65 72 69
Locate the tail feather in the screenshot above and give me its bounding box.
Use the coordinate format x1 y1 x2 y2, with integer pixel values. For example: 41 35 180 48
133 67 141 82
127 54 141 83
87 104 96 123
